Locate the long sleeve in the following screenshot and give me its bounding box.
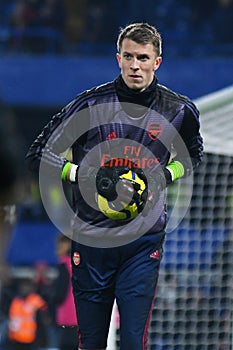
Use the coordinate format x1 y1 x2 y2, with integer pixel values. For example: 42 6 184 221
25 96 89 174
172 102 204 177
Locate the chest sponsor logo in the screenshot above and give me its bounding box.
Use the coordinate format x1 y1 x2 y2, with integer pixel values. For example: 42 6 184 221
101 145 159 170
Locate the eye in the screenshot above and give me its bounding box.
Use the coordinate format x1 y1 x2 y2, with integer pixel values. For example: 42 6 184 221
138 55 149 61
123 53 132 60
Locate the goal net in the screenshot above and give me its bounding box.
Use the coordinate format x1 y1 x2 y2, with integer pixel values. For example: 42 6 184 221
149 85 233 350
109 85 233 350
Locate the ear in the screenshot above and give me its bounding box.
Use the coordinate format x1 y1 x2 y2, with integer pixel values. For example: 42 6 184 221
154 56 162 71
116 53 122 69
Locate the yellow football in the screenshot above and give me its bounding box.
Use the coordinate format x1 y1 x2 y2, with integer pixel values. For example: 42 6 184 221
96 169 146 221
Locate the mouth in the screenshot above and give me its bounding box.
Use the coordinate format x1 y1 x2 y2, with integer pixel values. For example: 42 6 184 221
128 74 142 81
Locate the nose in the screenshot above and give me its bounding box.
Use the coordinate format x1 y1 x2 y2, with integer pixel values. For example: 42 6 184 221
130 58 139 70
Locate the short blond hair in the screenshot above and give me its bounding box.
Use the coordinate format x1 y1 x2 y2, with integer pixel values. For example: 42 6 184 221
117 22 162 56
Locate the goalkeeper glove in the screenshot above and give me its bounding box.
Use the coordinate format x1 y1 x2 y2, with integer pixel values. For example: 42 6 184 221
96 163 134 201
61 161 132 201
141 167 166 215
141 160 185 215
61 161 98 185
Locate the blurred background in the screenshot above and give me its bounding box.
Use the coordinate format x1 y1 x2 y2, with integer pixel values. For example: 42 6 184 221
0 0 233 349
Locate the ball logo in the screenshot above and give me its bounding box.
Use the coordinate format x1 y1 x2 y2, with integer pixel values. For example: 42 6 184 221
73 251 80 266
148 122 162 140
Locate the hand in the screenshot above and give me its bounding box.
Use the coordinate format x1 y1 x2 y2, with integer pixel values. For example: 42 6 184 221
96 164 130 201
75 163 136 204
141 167 166 216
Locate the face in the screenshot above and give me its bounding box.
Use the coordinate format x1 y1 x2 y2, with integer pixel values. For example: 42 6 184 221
116 38 162 91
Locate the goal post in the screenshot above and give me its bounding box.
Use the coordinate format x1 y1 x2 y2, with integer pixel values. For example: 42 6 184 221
197 85 233 157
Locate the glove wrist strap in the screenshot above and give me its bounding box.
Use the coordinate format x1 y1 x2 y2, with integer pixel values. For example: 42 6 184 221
69 164 78 182
61 162 78 182
166 160 184 182
61 162 72 181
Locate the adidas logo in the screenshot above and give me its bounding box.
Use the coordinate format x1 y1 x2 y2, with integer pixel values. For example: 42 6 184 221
106 132 117 140
150 250 160 259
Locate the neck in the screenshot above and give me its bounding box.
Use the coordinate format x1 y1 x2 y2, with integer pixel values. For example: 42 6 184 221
115 75 157 107
115 75 157 117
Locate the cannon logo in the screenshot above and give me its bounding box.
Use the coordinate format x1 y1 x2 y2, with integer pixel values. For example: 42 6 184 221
148 122 162 140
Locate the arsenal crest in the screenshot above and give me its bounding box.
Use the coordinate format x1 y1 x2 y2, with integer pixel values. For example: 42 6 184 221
73 251 80 266
148 122 162 140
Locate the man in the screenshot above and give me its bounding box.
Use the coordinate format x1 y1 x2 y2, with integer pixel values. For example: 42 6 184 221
6 278 48 350
26 23 203 350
